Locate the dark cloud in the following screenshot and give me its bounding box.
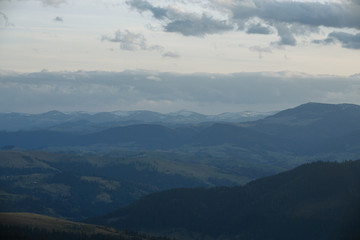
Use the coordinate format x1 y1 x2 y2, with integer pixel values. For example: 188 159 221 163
312 38 334 46
127 0 167 19
126 0 360 49
164 13 233 36
53 16 63 22
162 51 180 58
273 23 296 46
231 0 360 30
246 23 271 34
127 0 233 36
329 32 360 49
230 0 360 47
314 31 360 50
1 71 360 114
102 29 164 51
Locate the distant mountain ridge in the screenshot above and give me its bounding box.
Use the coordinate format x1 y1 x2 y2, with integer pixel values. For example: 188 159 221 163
0 109 273 132
1 103 360 156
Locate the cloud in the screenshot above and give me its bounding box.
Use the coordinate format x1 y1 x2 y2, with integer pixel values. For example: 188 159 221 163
127 0 233 36
127 0 167 19
1 70 360 114
350 0 360 5
274 23 296 46
328 32 360 49
53 16 63 22
162 51 180 58
314 31 360 49
102 29 164 51
230 0 360 30
126 0 360 49
246 23 271 34
229 0 360 47
0 12 14 28
164 13 233 36
40 0 66 7
249 46 272 59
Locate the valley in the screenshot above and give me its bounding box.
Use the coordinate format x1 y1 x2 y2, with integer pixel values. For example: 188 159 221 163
1 102 360 239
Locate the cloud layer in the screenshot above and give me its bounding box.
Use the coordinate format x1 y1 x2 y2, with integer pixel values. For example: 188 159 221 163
1 71 359 114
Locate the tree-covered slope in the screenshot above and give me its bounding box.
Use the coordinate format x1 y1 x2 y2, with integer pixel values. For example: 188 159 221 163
92 160 360 240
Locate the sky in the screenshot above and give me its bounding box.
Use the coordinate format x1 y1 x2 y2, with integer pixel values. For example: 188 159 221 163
0 0 360 114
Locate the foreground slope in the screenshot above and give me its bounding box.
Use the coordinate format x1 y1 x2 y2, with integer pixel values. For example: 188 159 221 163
0 212 170 240
92 160 360 240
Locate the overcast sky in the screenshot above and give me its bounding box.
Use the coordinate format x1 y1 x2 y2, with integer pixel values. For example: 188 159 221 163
0 0 360 114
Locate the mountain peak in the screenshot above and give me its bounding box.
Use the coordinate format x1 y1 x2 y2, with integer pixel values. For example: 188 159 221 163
270 102 360 118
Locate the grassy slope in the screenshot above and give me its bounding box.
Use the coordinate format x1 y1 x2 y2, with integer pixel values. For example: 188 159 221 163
0 212 170 240
0 212 118 235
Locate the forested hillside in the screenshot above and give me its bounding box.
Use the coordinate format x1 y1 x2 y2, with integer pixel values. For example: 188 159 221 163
91 160 360 240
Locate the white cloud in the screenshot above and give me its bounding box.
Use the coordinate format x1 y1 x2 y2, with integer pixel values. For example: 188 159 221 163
102 29 164 51
162 51 180 58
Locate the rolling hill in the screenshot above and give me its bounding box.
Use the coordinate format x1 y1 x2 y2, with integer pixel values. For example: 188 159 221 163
0 150 256 220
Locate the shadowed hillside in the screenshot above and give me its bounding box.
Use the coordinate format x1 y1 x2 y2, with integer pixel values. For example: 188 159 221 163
90 160 360 240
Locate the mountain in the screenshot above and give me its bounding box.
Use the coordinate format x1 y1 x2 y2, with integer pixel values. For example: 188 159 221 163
90 159 360 240
256 102 360 137
0 212 170 240
0 109 272 132
1 103 360 169
251 102 360 154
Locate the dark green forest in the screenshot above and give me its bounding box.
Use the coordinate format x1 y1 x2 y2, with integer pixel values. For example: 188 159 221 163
91 160 360 240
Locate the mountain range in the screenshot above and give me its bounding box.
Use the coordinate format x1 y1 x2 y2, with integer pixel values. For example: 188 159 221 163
1 103 360 168
0 109 273 132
